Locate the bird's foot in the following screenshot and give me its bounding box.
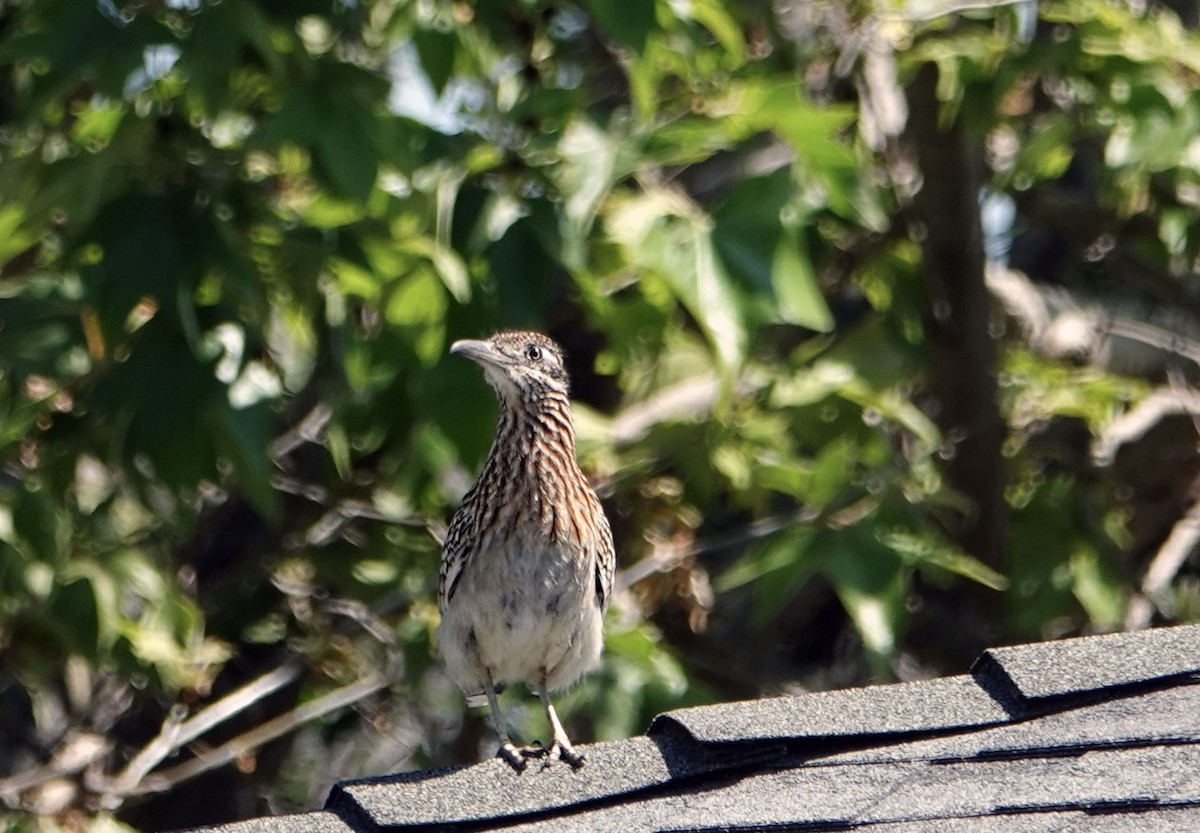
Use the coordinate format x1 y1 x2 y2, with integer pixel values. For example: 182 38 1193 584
497 739 584 770
520 740 547 759
498 741 561 771
536 689 585 769
548 739 586 769
496 741 528 772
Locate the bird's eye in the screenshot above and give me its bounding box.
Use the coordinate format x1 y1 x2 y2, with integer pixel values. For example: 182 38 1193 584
526 345 542 361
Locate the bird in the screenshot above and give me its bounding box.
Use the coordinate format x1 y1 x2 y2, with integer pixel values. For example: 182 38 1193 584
437 331 615 770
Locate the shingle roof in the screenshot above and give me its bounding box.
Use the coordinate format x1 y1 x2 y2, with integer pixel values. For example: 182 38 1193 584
186 624 1200 833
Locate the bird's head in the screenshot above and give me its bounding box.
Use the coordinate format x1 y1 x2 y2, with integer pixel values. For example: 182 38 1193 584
450 331 570 404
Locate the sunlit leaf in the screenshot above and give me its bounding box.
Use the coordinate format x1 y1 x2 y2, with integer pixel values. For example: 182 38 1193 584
1069 546 1127 628
554 118 620 267
404 236 471 304
882 529 1008 591
608 189 747 374
819 529 906 663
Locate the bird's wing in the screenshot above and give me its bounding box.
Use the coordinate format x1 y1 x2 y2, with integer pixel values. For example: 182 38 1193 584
439 500 475 614
593 508 616 613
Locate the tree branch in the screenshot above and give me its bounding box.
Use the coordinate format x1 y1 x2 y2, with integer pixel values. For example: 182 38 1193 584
904 62 1007 570
125 672 388 797
1125 496 1200 630
103 658 307 801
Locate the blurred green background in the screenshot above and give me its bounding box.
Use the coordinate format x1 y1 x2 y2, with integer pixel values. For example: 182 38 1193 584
2 0 1200 829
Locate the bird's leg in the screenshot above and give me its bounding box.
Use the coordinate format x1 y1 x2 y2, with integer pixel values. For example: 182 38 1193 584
538 681 585 768
483 672 526 772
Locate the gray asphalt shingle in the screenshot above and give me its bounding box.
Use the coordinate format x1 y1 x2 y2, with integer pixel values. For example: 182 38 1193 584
824 681 1200 766
178 624 1200 833
325 734 745 829
971 624 1200 703
858 744 1200 823
863 806 1200 833
649 673 1011 744
183 812 354 833
487 686 1200 833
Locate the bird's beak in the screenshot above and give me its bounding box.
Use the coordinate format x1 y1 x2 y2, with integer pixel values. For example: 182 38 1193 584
450 339 505 367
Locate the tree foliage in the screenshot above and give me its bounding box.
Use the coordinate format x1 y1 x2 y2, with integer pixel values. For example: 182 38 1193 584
1 0 1199 829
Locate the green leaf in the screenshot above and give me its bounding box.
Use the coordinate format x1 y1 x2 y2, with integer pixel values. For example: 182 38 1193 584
316 112 379 202
385 266 449 363
0 204 35 263
608 189 747 374
327 421 353 481
253 88 324 147
807 438 856 506
714 82 865 220
769 360 858 408
81 193 186 344
834 581 899 661
181 1 280 115
712 443 752 491
48 576 103 655
587 0 656 54
818 528 906 662
1069 546 1126 628
680 0 746 65
730 83 856 171
882 529 1008 591
0 2 170 113
404 237 471 304
717 527 824 629
1006 475 1086 637
712 172 834 332
85 320 222 490
11 486 69 566
772 232 834 332
353 559 400 585
69 98 125 148
712 172 789 295
209 400 279 521
717 526 818 593
554 118 620 267
49 564 119 657
413 27 457 95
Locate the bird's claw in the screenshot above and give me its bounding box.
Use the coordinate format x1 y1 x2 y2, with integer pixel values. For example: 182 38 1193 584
497 742 528 772
525 737 585 767
548 740 586 768
496 739 585 770
497 740 552 771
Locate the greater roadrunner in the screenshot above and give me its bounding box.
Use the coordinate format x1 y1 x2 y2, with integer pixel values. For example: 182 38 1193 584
437 331 615 770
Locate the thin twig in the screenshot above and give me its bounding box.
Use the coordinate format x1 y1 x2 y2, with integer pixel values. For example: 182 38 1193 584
619 507 819 588
269 404 333 462
1125 374 1200 630
1104 318 1200 368
128 673 389 796
1168 367 1200 442
1125 498 1200 630
608 375 725 447
104 659 307 799
324 598 398 646
0 734 110 807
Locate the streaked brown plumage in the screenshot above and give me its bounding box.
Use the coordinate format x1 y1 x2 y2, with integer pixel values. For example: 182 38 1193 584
437 331 615 769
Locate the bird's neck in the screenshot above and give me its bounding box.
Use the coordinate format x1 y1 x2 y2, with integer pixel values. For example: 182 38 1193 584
511 393 576 446
494 393 578 458
476 392 593 550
